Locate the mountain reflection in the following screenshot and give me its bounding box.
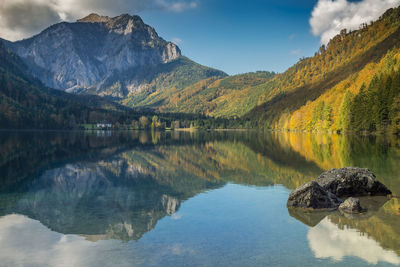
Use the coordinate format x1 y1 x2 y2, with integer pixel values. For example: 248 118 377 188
0 130 399 263
1 154 223 241
15 162 184 241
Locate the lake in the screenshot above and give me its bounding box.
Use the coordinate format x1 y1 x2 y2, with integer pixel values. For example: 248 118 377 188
0 130 399 266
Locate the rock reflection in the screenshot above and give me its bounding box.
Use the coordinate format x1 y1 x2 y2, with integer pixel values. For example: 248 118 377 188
287 208 330 227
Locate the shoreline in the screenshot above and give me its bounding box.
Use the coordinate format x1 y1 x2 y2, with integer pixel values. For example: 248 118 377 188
170 128 250 132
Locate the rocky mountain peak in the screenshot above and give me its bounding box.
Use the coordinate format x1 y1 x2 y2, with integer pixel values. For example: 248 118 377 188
77 13 111 23
77 13 148 35
113 13 138 22
6 13 182 92
106 14 146 34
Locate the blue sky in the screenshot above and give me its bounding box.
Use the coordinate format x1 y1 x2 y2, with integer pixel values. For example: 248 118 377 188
140 0 321 74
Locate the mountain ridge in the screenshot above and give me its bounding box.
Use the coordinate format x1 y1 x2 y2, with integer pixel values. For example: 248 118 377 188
4 13 183 93
77 13 112 23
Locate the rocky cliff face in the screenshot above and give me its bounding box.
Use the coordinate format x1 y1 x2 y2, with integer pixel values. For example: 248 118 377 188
5 13 181 93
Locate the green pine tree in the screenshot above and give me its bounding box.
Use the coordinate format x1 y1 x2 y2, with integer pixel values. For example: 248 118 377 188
338 90 354 132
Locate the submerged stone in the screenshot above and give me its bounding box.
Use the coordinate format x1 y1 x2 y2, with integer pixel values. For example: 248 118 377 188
339 197 365 214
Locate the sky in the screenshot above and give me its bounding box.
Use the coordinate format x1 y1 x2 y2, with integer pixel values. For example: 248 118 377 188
0 0 399 74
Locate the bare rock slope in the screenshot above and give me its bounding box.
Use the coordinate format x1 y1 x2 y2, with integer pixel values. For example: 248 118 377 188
5 13 181 93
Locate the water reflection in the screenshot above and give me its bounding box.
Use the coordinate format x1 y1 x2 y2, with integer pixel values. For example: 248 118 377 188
308 217 400 265
289 196 400 264
1 157 223 241
0 131 400 265
0 214 138 267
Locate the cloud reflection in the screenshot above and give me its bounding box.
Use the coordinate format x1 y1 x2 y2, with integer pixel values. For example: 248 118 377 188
0 214 134 267
308 217 400 265
0 214 199 267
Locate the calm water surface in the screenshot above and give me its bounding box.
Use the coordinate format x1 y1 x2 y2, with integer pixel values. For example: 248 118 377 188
0 130 399 266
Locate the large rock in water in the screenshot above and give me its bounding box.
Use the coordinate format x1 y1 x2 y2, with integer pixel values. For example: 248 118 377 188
316 167 392 197
287 181 343 210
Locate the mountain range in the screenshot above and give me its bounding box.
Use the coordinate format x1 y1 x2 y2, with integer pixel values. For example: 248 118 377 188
1 7 400 133
3 13 225 97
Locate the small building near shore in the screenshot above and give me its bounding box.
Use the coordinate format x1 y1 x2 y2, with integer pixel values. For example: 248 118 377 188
97 122 112 128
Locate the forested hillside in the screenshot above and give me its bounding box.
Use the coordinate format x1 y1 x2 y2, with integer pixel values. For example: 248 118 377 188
115 56 227 105
125 70 275 116
167 7 400 134
245 7 400 134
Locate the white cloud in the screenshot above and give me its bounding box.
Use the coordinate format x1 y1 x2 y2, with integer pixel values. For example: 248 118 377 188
0 0 198 41
310 0 400 44
168 1 197 12
0 0 62 41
